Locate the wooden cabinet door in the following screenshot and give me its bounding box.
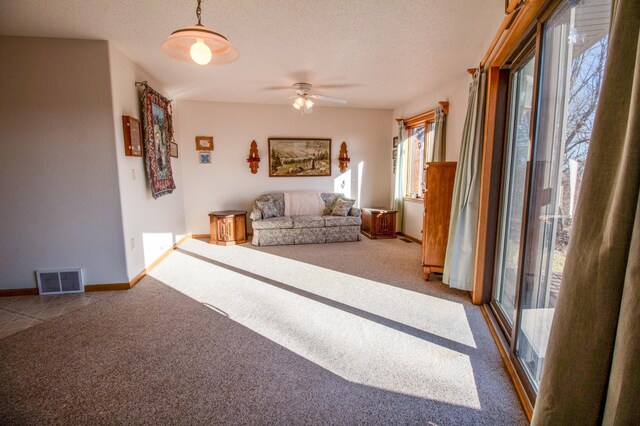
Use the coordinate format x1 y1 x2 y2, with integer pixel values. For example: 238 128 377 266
375 213 391 235
422 162 457 268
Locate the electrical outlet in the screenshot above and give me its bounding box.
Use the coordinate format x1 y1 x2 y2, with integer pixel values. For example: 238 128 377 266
130 237 135 250
131 168 136 180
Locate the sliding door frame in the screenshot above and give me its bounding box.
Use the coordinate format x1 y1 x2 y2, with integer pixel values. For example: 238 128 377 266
473 0 564 419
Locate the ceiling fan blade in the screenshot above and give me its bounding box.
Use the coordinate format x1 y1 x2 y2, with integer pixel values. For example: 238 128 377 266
314 84 361 90
309 94 347 104
262 85 294 91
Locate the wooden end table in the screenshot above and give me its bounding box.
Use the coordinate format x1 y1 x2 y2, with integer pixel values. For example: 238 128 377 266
209 210 247 246
361 208 398 239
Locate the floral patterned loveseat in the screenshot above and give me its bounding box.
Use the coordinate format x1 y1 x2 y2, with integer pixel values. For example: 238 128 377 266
249 193 362 246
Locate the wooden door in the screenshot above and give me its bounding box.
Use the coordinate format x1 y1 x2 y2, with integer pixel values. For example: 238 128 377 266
422 162 457 276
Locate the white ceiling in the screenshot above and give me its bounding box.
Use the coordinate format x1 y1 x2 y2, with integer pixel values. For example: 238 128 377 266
0 0 504 109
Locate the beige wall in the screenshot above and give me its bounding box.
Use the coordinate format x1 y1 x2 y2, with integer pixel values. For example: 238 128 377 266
176 101 393 234
107 44 187 281
0 37 128 289
391 71 472 241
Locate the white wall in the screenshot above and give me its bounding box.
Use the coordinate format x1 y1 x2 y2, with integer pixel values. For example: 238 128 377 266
391 71 473 240
108 44 187 280
392 72 472 162
0 37 128 289
176 101 392 234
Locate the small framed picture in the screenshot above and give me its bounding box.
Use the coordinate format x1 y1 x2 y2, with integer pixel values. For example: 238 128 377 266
393 148 398 160
170 142 178 158
195 136 214 151
393 136 398 148
393 159 397 173
199 151 211 164
122 115 143 157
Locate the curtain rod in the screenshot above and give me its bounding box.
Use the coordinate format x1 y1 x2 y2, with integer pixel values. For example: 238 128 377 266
396 101 449 124
479 0 524 68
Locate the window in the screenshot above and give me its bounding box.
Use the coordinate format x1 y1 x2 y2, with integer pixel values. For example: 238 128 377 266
488 0 611 399
407 123 425 197
493 54 535 327
403 115 436 199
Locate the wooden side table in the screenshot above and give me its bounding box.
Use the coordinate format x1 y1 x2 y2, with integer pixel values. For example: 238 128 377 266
209 210 247 246
361 208 397 239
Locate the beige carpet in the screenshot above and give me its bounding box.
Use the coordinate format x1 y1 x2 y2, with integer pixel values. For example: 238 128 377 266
0 238 526 425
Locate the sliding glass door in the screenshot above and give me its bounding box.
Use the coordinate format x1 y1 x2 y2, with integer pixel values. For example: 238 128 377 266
490 0 611 395
493 55 535 328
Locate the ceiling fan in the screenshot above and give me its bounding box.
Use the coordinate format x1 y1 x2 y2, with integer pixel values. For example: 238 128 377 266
289 82 347 114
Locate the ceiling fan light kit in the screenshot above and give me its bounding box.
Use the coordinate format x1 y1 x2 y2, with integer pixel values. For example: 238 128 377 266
290 82 346 114
162 0 238 66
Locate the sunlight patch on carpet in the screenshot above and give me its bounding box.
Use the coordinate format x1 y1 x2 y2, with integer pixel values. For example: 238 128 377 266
149 239 481 409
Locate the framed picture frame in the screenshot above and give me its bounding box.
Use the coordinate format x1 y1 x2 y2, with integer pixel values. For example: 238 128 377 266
268 138 331 177
170 142 178 158
393 136 399 148
199 151 211 164
393 148 398 160
122 115 143 157
195 136 214 151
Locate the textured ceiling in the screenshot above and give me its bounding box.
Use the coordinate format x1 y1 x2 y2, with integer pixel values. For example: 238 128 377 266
0 0 504 109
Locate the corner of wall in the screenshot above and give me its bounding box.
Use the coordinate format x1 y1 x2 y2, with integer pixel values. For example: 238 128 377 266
107 43 187 282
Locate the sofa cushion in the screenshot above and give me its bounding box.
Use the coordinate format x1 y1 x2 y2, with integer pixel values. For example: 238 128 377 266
256 200 279 219
292 215 325 228
252 217 293 230
254 193 285 216
323 215 362 227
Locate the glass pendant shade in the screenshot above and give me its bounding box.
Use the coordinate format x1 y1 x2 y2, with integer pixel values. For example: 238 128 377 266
293 96 305 109
162 25 238 65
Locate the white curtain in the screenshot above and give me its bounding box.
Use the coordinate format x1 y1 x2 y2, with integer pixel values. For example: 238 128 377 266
442 69 487 290
392 121 406 231
431 106 446 162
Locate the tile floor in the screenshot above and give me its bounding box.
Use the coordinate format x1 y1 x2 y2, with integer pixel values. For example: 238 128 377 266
0 291 119 340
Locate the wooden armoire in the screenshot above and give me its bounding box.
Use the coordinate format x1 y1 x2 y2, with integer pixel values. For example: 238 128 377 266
422 162 457 280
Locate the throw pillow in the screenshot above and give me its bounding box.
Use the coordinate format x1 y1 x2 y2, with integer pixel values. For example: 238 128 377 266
271 199 284 216
256 200 279 219
321 193 340 215
331 198 355 216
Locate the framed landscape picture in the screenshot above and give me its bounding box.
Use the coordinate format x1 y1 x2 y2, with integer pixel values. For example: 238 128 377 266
268 138 331 177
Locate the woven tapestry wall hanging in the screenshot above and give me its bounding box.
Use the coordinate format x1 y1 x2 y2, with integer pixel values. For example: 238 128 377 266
141 83 176 199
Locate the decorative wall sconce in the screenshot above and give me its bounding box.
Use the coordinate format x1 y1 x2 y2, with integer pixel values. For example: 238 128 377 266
338 141 350 172
247 140 260 174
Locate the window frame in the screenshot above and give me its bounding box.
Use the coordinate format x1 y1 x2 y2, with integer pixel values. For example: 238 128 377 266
404 122 428 199
476 0 612 417
488 33 541 406
400 102 448 201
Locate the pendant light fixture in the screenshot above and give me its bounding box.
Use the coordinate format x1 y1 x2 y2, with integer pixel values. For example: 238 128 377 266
162 0 238 66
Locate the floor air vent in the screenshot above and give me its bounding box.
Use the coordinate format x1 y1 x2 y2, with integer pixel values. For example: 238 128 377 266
36 268 84 295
